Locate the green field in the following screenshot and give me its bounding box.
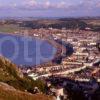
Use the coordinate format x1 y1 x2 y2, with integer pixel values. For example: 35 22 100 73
0 24 23 33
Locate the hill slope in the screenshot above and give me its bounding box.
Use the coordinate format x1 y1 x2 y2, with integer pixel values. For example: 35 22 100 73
0 82 52 100
0 56 52 100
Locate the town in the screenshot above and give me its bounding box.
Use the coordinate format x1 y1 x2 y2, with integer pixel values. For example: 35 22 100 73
18 28 100 100
0 0 100 99
0 18 100 100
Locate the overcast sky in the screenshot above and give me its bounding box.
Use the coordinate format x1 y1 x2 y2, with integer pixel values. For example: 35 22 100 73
0 0 100 17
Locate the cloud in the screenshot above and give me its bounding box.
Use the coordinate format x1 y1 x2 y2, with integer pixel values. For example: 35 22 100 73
21 0 69 10
0 0 100 17
96 2 100 8
57 1 67 8
45 1 51 8
21 0 100 11
0 0 99 10
25 0 37 6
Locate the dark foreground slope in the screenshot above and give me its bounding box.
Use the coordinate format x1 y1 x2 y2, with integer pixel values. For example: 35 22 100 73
0 56 52 100
0 82 52 100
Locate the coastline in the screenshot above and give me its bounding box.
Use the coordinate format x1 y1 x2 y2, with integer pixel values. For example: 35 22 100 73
0 31 72 68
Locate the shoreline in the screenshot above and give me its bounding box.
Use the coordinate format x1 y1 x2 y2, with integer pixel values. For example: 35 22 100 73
0 32 72 68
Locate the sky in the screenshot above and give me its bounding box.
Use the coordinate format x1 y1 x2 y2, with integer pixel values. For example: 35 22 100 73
0 0 100 17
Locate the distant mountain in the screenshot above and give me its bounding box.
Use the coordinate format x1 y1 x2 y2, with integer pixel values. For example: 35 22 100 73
59 16 100 20
20 19 87 30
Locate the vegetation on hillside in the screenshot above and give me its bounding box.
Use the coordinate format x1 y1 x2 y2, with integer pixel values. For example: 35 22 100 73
19 19 87 30
0 18 100 33
0 56 46 93
0 82 52 100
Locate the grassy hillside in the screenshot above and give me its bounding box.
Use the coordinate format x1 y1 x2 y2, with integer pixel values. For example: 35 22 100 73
0 56 51 99
19 19 87 30
0 23 25 33
0 18 100 33
0 56 22 82
0 82 52 100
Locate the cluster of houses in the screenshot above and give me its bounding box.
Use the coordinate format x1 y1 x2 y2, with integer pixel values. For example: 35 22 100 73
18 28 100 100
